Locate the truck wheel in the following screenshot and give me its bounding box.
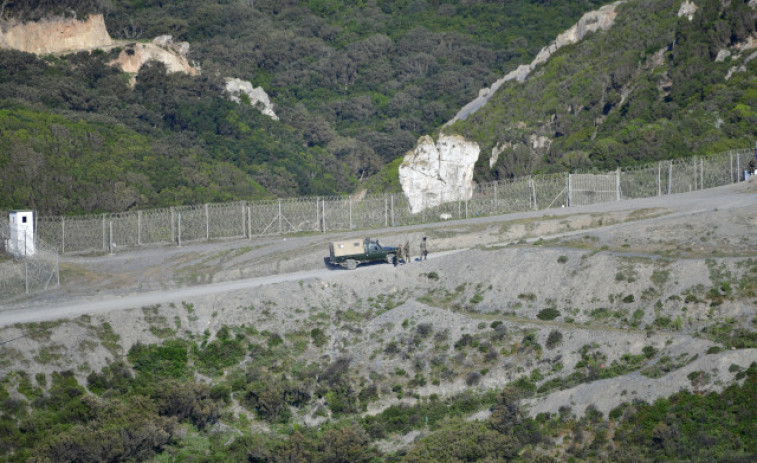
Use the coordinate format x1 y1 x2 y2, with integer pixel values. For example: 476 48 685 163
346 259 357 270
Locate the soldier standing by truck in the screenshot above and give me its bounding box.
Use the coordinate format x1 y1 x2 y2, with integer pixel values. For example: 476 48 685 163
404 241 410 263
395 243 403 266
420 237 428 260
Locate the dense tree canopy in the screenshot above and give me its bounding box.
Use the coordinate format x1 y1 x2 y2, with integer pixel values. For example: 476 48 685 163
0 0 607 214
454 0 757 180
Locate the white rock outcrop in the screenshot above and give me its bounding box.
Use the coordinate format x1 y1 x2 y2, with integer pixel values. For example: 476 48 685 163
678 1 698 21
399 135 480 214
0 14 112 54
110 35 198 76
490 142 511 168
224 78 279 120
402 2 622 213
448 1 622 124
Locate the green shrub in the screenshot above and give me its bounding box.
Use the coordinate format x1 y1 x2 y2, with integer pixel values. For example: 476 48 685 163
642 345 658 359
546 330 563 349
310 328 329 347
518 293 537 301
194 333 245 376
537 308 560 321
654 316 672 328
128 340 189 381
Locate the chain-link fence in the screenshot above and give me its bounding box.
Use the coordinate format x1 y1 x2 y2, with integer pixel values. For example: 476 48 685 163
0 239 59 302
5 148 757 261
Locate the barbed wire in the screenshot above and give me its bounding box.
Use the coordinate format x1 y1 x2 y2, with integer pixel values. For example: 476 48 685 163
3 147 756 262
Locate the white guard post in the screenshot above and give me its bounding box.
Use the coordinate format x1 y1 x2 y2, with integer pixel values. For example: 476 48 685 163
8 210 35 257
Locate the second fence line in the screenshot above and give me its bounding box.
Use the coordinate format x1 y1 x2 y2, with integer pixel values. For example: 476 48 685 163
33 148 755 254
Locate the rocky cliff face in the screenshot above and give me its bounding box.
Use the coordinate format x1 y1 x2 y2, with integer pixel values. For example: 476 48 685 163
448 1 622 125
0 14 112 54
110 35 198 79
400 2 623 213
398 135 480 214
0 15 199 80
224 78 279 120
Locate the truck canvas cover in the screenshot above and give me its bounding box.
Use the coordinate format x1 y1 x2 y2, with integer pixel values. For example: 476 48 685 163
330 239 364 258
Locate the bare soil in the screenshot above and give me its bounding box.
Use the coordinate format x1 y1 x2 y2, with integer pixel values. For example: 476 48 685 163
1 180 756 424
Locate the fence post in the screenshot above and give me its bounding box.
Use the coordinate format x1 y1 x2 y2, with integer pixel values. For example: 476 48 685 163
531 177 538 210
241 203 246 238
349 197 353 230
322 199 326 232
693 157 697 191
170 207 175 244
138 210 142 246
102 214 106 251
109 220 113 253
567 173 572 207
380 195 385 225
616 168 621 201
178 212 182 247
730 151 734 183
278 199 282 234
737 151 740 181
655 162 661 196
248 205 252 239
205 203 210 240
61 217 65 254
391 195 394 226
494 183 498 214
700 158 704 189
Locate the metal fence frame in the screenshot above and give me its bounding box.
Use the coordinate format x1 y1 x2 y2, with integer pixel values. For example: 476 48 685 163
10 147 757 256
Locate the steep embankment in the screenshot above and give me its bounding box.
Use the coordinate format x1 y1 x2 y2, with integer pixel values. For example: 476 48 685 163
398 0 757 209
397 2 623 212
0 14 112 54
0 182 755 460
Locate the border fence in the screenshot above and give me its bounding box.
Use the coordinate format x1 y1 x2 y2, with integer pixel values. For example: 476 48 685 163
15 147 755 256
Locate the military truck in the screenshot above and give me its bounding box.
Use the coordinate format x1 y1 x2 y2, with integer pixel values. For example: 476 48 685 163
327 237 397 270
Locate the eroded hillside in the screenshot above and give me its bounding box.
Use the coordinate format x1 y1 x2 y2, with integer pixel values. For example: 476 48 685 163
1 182 756 461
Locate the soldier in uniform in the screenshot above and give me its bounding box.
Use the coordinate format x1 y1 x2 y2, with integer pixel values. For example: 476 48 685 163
420 237 428 260
395 244 403 266
404 241 410 263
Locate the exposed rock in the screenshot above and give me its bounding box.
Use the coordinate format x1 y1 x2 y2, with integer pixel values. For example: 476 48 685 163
490 142 511 168
401 2 623 212
224 78 279 120
398 135 480 214
447 1 622 125
678 1 698 21
531 3 620 68
530 134 551 150
0 14 112 54
723 36 757 79
110 35 198 78
715 49 731 62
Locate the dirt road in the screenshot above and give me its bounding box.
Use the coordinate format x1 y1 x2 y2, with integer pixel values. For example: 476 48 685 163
1 180 755 328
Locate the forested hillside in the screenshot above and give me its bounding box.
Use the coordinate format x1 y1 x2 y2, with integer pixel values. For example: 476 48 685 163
0 0 607 214
450 0 757 180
